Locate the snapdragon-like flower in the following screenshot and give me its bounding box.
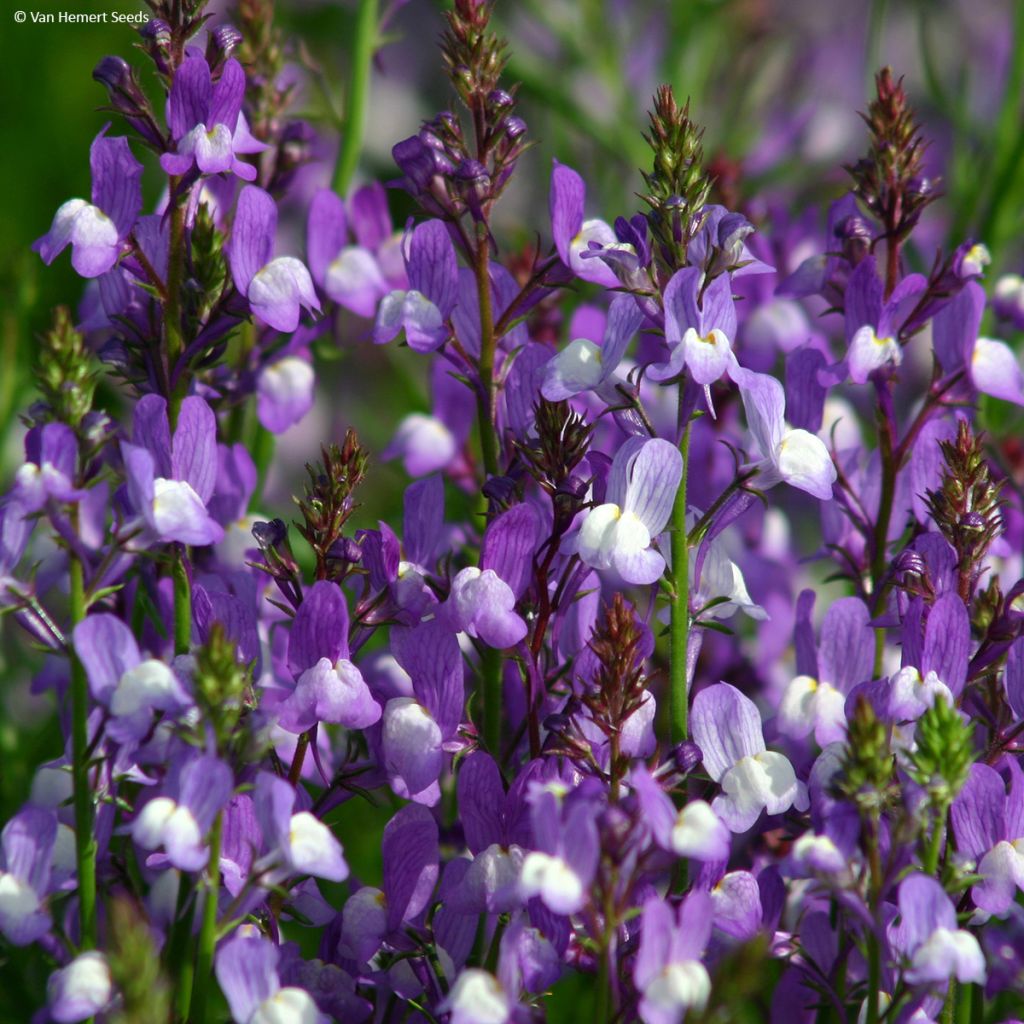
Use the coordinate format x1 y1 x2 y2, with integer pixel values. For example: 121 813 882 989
733 365 837 500
567 436 683 584
932 283 1024 404
631 764 730 862
73 613 192 743
0 807 57 946
132 754 233 871
215 927 328 1024
47 952 113 1024
649 267 737 402
11 423 85 513
442 969 512 1024
549 160 621 288
253 772 349 883
280 580 381 733
34 129 143 278
891 874 986 987
159 54 266 181
373 219 458 352
692 682 807 832
634 893 713 1024
844 256 926 383
518 785 599 916
122 394 225 547
951 762 1024 916
778 594 874 745
444 503 538 649
228 185 321 332
307 186 401 318
541 293 643 401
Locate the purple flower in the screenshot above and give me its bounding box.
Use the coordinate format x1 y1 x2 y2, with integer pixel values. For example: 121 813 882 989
442 968 513 1024
132 754 233 871
381 621 464 804
444 504 537 649
518 785 599 916
122 394 225 547
891 874 985 987
73 613 191 742
11 424 85 513
34 130 143 278
844 256 926 384
732 365 836 500
567 437 682 585
159 54 266 180
631 764 730 862
634 893 713 1024
951 762 1024 916
0 807 57 945
280 580 381 733
373 220 458 352
649 268 738 398
549 160 620 288
228 185 321 332
253 772 349 883
777 595 873 745
307 188 391 318
256 356 315 434
215 926 328 1024
47 952 113 1023
691 682 807 832
541 293 644 401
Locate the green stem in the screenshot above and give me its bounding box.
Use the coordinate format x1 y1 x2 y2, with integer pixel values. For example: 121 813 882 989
189 813 223 1024
165 189 187 423
940 980 956 1024
669 420 692 743
923 804 947 876
167 876 196 1022
173 549 191 657
332 0 378 196
482 646 503 758
473 223 500 479
968 981 983 1024
69 548 97 949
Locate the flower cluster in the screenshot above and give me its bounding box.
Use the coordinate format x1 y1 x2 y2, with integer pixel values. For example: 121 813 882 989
5 2 1024 1023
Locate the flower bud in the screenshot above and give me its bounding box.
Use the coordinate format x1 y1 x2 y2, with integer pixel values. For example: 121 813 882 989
206 24 243 69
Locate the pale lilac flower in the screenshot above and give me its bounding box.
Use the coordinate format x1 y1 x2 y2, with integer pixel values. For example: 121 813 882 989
215 926 328 1024
634 893 713 1024
692 682 808 832
132 754 232 871
47 952 113 1023
733 366 836 500
891 874 985 987
228 186 321 333
73 613 191 743
567 437 682 585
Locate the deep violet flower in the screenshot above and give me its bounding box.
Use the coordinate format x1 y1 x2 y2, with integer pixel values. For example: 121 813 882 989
34 130 143 278
122 394 225 547
215 926 328 1024
228 185 321 333
280 580 380 733
549 160 621 289
159 54 266 180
